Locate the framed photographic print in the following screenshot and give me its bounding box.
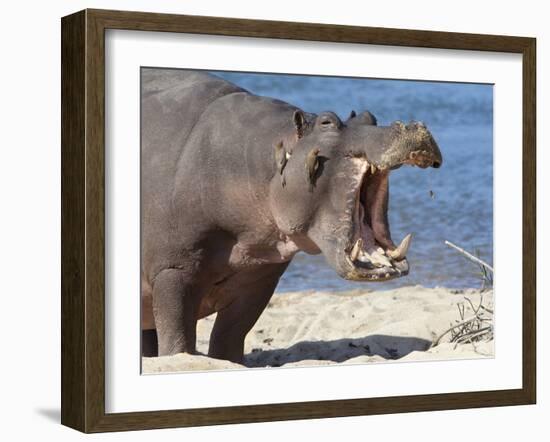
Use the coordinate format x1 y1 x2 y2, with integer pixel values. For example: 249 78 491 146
61 9 536 433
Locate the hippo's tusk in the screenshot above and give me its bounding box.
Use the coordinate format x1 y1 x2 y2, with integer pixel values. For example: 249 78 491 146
387 233 412 261
350 238 363 261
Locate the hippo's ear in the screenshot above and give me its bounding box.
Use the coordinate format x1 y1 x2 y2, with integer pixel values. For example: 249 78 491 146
293 110 307 139
362 111 377 126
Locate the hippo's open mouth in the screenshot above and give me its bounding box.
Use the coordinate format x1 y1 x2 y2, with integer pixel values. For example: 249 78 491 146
344 161 411 281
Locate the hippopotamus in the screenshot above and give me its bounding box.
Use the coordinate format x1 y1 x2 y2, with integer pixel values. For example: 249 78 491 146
141 69 442 362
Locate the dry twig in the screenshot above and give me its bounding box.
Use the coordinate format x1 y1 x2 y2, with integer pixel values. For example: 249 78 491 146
444 241 494 272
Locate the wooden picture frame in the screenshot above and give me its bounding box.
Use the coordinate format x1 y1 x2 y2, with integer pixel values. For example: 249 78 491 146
61 8 536 433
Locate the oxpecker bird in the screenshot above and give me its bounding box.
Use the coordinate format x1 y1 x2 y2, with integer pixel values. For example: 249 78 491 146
305 148 320 192
274 140 290 187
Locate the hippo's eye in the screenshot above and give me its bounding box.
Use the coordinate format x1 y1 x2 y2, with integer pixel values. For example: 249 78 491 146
317 112 342 130
320 118 337 130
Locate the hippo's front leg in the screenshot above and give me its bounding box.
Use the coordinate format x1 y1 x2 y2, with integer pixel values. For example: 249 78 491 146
208 263 289 363
152 268 198 356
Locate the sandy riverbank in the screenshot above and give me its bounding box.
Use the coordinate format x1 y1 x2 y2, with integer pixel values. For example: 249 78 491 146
142 286 494 373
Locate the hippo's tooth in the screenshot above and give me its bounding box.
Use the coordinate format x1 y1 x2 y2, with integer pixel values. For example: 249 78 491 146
358 251 374 264
370 164 377 174
285 152 291 160
357 250 371 264
350 238 363 261
359 249 392 268
387 233 412 261
370 250 392 267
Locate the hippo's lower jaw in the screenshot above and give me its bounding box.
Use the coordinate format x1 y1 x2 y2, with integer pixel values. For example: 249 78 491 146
342 160 412 282
344 257 409 281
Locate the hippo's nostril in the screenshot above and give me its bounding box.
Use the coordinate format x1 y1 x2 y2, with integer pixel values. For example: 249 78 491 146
432 161 441 168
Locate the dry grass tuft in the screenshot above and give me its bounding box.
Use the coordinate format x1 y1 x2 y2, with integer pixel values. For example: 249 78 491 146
433 294 493 349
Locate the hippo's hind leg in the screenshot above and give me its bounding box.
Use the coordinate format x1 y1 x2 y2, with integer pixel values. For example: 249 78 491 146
208 263 288 363
152 268 198 356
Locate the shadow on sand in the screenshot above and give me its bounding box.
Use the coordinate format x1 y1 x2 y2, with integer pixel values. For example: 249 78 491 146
243 334 432 368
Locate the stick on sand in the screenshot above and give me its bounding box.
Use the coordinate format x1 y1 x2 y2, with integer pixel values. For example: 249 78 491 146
444 240 494 273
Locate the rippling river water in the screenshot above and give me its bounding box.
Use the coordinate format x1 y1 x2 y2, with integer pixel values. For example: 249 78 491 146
213 71 493 291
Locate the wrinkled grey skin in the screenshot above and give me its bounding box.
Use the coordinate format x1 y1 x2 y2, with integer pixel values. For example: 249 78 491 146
141 69 442 362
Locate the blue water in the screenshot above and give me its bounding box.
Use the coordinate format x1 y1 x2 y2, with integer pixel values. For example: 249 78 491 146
212 71 493 291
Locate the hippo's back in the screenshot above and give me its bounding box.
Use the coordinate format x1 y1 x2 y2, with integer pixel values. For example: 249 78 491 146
141 69 245 179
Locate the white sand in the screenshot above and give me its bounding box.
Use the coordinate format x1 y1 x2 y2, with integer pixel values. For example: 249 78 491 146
142 286 494 373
